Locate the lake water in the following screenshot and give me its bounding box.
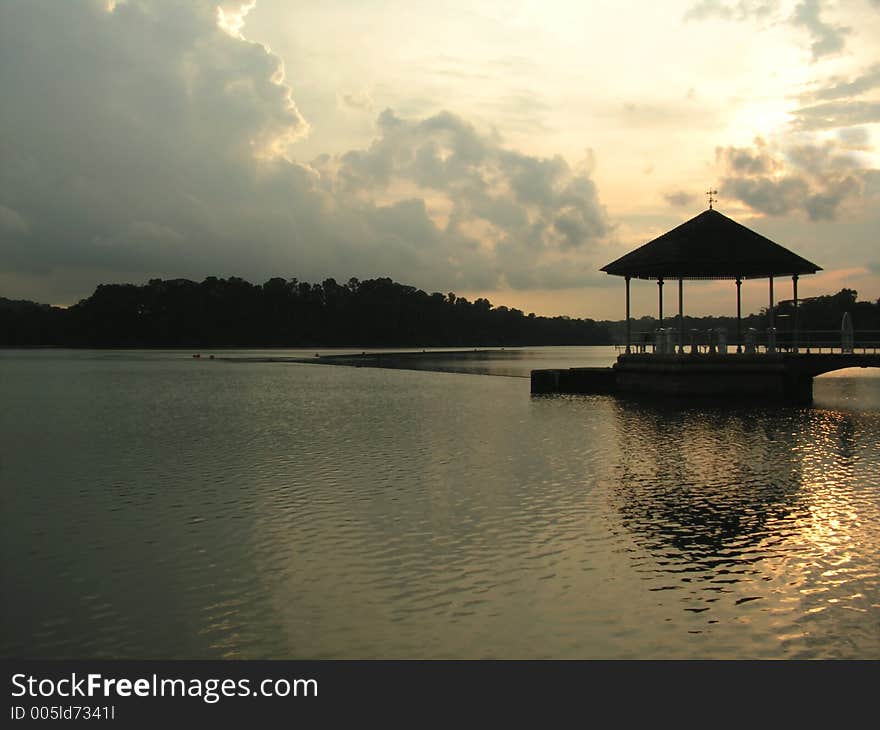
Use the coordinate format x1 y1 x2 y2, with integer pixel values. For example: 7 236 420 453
2 347 879 659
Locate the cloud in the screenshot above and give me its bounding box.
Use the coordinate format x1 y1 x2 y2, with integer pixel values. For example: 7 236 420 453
793 62 880 131
722 137 779 175
791 0 850 60
684 0 851 60
864 169 880 196
338 89 374 112
803 63 880 102
332 109 610 249
683 0 779 22
0 0 612 303
1 0 305 276
792 100 880 129
216 0 256 37
327 108 612 286
0 206 30 235
716 136 871 220
836 126 872 150
663 191 699 207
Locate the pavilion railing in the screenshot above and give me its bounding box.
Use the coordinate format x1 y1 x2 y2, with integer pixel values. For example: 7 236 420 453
616 329 880 356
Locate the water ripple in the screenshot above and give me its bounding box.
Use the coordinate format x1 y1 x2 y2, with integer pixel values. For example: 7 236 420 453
1 350 879 658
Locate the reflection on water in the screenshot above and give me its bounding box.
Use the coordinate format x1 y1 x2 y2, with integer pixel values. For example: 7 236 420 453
612 401 804 566
1 348 878 659
609 400 880 656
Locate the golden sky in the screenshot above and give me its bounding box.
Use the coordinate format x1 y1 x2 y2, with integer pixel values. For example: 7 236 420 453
1 0 878 318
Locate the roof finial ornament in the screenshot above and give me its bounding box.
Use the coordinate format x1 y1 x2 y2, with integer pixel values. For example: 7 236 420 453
706 188 718 210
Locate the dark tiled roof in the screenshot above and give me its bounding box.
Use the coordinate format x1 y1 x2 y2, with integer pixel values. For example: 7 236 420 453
601 209 822 280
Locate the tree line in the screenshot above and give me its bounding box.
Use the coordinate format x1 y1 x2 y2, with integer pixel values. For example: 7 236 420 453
2 278 877 348
0 276 610 347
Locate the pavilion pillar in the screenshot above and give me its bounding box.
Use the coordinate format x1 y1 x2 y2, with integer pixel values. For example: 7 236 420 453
657 278 664 325
678 278 684 354
792 274 799 353
735 277 742 354
625 276 631 355
768 276 774 329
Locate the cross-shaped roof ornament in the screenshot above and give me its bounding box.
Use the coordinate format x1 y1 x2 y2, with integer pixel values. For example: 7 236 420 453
706 188 718 210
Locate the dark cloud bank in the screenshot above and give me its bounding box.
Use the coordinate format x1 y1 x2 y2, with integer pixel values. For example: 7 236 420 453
0 0 612 304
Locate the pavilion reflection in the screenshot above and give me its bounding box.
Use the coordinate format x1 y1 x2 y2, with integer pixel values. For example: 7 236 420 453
607 396 871 619
608 399 819 578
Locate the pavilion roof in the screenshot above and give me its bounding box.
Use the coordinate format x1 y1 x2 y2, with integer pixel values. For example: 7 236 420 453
600 208 822 280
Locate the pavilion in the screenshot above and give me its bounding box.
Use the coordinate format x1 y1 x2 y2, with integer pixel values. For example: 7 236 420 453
600 205 822 354
530 202 880 401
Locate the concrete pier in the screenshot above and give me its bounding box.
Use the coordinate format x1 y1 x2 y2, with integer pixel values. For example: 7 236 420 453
531 366 617 395
613 353 814 402
531 352 880 403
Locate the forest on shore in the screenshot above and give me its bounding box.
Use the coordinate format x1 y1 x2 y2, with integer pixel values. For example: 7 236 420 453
0 276 609 347
1 276 878 348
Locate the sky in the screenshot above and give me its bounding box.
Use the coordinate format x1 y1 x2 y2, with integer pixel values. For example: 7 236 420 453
1 0 879 319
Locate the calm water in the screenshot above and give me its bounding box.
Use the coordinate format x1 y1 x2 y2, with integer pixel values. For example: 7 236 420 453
1 347 879 659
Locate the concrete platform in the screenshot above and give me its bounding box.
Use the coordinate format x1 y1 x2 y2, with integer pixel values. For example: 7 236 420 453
530 366 617 395
531 352 880 403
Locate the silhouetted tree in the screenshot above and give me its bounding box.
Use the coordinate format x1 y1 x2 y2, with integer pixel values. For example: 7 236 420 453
4 281 876 349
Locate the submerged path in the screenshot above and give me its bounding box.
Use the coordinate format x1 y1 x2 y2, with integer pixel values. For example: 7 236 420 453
212 349 529 377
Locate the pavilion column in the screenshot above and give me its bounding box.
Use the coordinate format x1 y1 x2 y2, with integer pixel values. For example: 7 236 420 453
657 278 664 325
678 278 684 354
792 274 799 353
768 275 776 354
736 277 742 354
625 276 631 355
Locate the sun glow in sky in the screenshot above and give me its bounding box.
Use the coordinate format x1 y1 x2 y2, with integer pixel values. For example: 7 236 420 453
1 0 879 318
